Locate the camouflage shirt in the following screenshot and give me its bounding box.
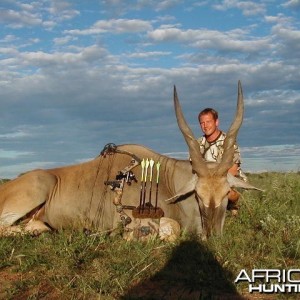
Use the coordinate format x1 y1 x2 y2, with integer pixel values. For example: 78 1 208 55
197 131 241 165
196 131 248 181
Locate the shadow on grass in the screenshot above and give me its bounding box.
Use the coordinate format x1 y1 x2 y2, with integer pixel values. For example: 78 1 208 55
121 238 244 300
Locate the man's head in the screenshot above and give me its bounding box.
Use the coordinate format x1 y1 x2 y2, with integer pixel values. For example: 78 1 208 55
198 108 219 138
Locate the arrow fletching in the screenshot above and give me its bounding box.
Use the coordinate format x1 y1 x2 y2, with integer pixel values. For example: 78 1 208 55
149 158 154 182
141 159 145 182
156 161 161 184
144 158 150 181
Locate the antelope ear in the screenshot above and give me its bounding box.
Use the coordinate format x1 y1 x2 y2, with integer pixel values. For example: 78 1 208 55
227 173 264 191
165 175 197 203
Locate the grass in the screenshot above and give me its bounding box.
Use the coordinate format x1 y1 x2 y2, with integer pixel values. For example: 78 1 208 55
0 172 300 299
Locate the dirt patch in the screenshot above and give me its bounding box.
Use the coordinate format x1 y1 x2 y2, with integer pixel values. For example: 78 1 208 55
0 269 61 300
0 269 21 299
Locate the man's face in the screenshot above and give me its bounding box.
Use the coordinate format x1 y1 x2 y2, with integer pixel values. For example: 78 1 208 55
199 113 219 136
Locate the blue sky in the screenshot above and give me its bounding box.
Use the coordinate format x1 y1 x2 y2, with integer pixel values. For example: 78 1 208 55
0 0 300 178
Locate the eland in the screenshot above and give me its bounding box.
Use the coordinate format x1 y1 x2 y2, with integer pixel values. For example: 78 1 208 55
0 81 260 240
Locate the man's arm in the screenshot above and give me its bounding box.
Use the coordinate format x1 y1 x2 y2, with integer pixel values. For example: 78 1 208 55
228 163 240 177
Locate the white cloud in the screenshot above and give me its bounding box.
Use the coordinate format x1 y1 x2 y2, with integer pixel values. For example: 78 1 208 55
0 47 18 56
1 34 18 43
53 36 76 46
66 19 152 35
147 27 270 53
101 0 184 15
3 45 109 71
213 0 266 16
48 0 80 20
0 129 32 139
0 8 42 28
0 1 79 30
282 0 300 9
155 0 183 11
126 51 171 59
264 14 294 25
0 149 33 159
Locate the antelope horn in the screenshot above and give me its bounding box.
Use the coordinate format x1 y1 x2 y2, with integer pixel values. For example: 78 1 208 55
217 80 244 175
174 86 208 177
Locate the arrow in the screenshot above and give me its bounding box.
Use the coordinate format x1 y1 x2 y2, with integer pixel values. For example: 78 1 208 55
155 161 161 212
148 158 155 212
142 158 150 212
138 159 145 213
